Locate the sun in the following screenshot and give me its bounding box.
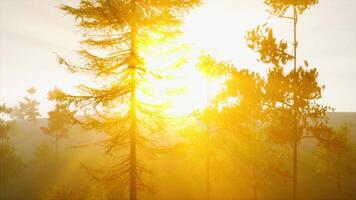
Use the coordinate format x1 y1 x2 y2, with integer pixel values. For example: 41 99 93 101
167 66 223 116
141 45 224 117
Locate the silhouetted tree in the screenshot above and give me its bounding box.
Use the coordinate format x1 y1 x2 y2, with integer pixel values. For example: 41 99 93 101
317 123 356 193
0 103 23 198
50 1 200 199
12 87 40 121
195 55 228 200
41 103 76 158
0 104 11 143
246 1 332 199
221 68 265 200
216 66 290 200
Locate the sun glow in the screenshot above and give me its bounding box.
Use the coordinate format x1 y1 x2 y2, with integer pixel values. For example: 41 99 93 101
142 46 224 117
139 5 232 117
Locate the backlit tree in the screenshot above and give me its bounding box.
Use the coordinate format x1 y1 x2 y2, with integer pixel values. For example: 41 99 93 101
12 87 40 121
317 123 356 193
246 1 332 199
50 1 200 199
41 103 76 157
0 103 23 198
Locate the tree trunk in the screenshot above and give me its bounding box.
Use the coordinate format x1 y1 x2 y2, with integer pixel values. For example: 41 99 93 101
55 132 58 159
292 141 298 200
337 165 341 192
129 1 137 199
292 6 298 200
0 138 5 198
206 131 210 200
252 165 257 200
206 85 211 200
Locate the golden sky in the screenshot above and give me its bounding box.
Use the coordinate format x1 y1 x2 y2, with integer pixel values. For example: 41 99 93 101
0 0 355 115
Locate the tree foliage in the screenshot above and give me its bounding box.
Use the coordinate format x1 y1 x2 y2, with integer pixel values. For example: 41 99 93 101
0 103 23 198
41 103 76 139
265 0 319 15
317 123 356 191
50 0 200 198
41 103 76 156
12 87 40 121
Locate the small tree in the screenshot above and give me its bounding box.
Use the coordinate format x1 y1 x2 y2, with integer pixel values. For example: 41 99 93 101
317 123 356 193
12 87 40 121
41 103 76 158
0 104 12 143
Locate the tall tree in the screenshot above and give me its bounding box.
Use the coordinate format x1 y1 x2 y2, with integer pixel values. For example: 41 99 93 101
12 87 40 121
50 1 200 199
41 103 76 158
195 55 227 200
246 1 332 199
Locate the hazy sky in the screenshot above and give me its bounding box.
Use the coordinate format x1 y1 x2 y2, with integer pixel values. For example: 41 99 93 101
0 0 355 115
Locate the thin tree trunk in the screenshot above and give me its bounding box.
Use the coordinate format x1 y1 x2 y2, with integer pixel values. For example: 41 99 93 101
0 138 5 198
206 85 211 200
55 132 58 159
252 164 257 200
129 0 137 199
337 168 341 192
206 130 210 200
292 141 298 200
292 6 298 200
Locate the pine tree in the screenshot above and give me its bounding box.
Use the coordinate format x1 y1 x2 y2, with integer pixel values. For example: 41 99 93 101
41 103 76 158
12 87 40 121
195 55 228 200
50 1 200 199
246 1 332 199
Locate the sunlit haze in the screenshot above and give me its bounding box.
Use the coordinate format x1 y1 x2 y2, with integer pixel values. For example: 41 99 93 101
0 0 355 116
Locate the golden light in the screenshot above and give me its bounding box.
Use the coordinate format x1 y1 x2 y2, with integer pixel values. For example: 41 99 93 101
142 45 224 117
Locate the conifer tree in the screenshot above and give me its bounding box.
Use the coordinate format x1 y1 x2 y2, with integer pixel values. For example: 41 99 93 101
50 1 200 199
41 103 76 157
12 87 40 121
246 1 332 199
195 55 228 200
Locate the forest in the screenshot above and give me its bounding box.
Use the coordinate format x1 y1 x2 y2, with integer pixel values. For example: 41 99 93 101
0 0 355 200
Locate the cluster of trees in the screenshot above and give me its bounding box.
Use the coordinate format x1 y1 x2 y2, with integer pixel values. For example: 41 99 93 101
0 87 43 198
1 0 355 200
0 87 78 198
